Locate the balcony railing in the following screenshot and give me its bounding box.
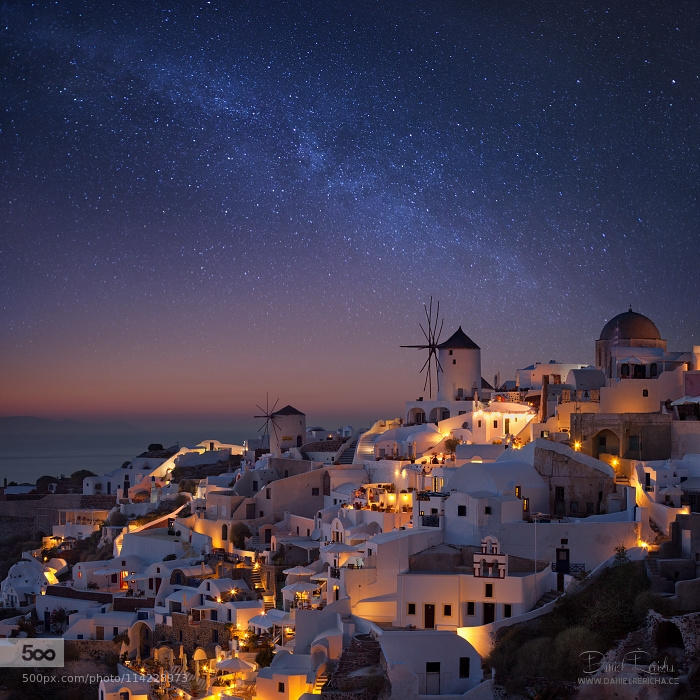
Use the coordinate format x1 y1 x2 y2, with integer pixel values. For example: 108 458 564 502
551 562 586 574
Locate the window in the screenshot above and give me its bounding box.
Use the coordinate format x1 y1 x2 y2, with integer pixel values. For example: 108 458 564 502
650 363 658 377
407 603 416 615
478 420 482 428
522 497 529 512
266 488 271 499
113 626 118 637
504 604 512 618
484 506 491 515
426 662 440 673
493 420 498 428
485 583 493 598
642 389 649 397
278 681 285 693
443 604 452 616
459 657 470 678
259 510 264 518
120 692 129 700
515 485 521 499
457 505 466 517
312 487 320 496
453 359 456 365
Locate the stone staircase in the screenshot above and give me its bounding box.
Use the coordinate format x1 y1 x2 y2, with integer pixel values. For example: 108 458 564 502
352 419 401 463
533 589 559 609
251 566 266 598
336 435 360 465
322 633 385 699
262 594 275 611
247 535 265 552
313 669 329 694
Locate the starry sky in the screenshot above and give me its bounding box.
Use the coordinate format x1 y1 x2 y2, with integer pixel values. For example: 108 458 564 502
1 0 698 430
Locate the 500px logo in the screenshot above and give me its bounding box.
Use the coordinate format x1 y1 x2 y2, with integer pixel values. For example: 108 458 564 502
0 639 64 667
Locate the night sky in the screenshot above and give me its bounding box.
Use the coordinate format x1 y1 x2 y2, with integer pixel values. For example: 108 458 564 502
1 1 698 426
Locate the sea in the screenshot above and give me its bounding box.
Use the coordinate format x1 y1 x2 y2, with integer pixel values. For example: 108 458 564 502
0 418 250 485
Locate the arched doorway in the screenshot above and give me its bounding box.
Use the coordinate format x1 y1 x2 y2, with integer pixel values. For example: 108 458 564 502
129 621 153 660
592 429 620 459
429 407 450 423
408 408 426 425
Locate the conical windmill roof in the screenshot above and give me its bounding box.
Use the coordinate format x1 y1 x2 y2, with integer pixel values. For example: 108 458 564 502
437 326 479 350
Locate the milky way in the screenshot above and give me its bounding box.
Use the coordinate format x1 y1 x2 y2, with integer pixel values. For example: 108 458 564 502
1 1 698 421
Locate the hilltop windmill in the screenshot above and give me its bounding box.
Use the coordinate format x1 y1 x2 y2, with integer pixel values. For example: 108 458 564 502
254 394 281 455
401 297 445 399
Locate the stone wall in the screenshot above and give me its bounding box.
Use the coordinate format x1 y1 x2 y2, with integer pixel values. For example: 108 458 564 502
65 639 119 662
534 446 617 517
154 612 233 653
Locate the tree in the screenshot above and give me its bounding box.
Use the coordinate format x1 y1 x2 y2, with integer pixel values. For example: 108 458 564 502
255 645 274 667
70 469 96 481
444 438 460 455
36 475 59 493
230 522 251 549
179 479 198 495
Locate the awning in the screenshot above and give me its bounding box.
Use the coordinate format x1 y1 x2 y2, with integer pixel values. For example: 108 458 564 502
671 395 700 406
282 565 315 576
282 581 319 594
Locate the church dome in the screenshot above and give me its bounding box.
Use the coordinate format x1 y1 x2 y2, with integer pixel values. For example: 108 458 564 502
599 309 661 342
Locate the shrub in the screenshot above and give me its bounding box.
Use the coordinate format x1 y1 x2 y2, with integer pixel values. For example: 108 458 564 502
553 626 602 678
255 645 274 667
108 512 128 527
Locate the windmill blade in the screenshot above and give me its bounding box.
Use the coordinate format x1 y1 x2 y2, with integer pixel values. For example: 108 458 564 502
419 322 430 344
270 397 280 413
400 344 430 349
436 318 444 345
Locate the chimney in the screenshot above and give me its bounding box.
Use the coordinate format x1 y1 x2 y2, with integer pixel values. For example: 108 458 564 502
540 375 549 423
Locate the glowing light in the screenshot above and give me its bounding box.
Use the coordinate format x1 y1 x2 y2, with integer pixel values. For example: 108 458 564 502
611 457 619 468
573 441 581 451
